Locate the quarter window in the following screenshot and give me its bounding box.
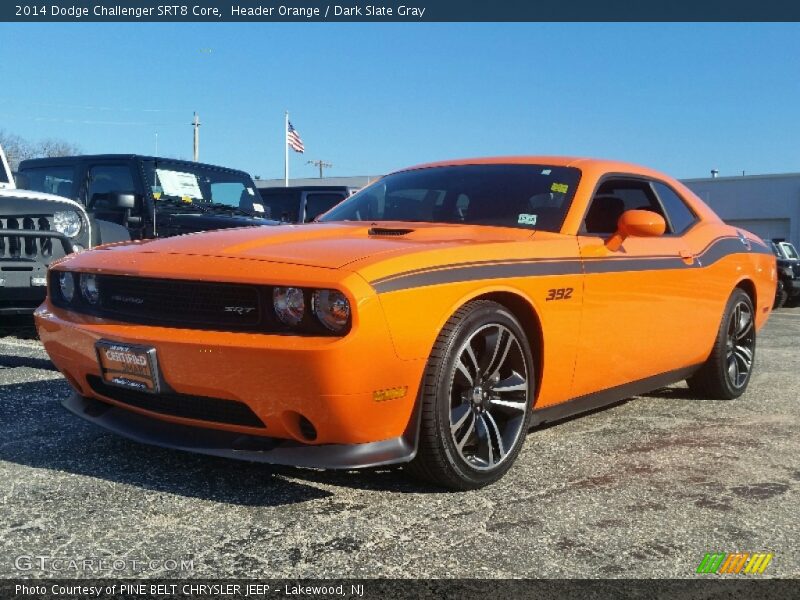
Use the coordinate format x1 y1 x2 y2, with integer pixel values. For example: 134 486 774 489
18 166 76 198
653 182 697 234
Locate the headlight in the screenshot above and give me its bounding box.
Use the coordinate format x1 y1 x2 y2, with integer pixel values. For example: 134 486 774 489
312 289 350 332
53 211 82 238
58 272 75 303
79 274 100 305
273 287 305 326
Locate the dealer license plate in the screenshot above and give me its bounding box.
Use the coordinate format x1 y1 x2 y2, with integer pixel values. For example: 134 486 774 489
96 341 160 393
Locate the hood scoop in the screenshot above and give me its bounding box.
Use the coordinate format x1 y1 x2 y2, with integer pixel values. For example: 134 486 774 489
368 227 415 237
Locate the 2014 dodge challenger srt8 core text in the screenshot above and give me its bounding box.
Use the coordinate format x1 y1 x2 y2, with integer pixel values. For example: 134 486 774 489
35 157 776 489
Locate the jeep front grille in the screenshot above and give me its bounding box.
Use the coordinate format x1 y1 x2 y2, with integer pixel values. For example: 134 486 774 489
0 215 53 259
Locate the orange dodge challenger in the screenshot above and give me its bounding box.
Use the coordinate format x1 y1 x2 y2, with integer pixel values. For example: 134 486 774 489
35 157 776 489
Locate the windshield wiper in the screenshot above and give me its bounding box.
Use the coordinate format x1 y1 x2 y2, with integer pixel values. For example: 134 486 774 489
155 196 264 218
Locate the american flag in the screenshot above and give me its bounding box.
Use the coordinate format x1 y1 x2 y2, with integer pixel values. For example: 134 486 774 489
287 121 305 153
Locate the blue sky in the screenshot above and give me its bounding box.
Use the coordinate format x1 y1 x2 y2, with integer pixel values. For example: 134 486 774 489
1 23 798 179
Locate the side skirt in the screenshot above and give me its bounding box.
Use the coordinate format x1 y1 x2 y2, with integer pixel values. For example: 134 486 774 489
531 364 702 427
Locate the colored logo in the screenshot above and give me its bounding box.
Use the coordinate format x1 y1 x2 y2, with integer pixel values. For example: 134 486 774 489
696 552 773 574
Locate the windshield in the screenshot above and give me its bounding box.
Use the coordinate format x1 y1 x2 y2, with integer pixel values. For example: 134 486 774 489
17 165 77 198
779 242 799 260
142 160 258 210
319 164 581 232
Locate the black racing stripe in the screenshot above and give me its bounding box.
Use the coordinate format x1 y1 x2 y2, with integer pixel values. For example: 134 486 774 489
371 252 680 287
583 257 687 274
371 257 582 287
373 260 582 294
371 235 768 294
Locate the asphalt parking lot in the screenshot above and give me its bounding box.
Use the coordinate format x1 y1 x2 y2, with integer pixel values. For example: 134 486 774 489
0 309 798 579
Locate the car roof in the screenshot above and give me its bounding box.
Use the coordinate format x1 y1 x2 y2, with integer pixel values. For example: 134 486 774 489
18 154 250 175
394 156 671 180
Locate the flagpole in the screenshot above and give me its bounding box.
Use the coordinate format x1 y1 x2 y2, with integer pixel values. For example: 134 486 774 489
284 110 289 187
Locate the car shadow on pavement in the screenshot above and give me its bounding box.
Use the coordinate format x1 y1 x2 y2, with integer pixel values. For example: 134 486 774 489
0 380 441 502
639 384 705 400
0 354 59 371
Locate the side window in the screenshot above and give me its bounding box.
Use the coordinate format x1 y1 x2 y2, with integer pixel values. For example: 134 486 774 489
87 165 137 208
304 192 346 222
584 178 664 235
653 182 697 234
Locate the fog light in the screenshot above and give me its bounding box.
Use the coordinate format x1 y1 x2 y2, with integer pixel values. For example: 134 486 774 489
59 272 75 303
273 287 305 326
312 289 350 332
80 274 100 305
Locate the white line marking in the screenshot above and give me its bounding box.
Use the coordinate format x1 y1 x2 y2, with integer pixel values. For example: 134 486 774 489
0 338 45 350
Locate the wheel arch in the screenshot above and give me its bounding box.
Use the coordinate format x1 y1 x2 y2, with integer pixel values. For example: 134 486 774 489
454 289 545 403
735 278 757 311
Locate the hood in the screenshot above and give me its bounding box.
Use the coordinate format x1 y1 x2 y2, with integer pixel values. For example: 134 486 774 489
95 221 536 270
0 189 87 216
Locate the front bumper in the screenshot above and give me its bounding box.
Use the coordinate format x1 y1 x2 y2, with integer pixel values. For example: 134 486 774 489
64 393 417 469
35 296 426 448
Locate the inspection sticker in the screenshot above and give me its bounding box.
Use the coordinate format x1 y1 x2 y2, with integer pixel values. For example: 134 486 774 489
551 182 569 194
518 213 538 226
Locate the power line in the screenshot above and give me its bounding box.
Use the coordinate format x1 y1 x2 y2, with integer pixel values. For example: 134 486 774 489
307 159 333 178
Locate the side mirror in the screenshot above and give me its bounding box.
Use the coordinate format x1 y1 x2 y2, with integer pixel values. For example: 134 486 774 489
606 209 666 251
110 192 136 210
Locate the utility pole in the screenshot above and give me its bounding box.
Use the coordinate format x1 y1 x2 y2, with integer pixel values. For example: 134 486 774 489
307 159 333 179
192 112 201 162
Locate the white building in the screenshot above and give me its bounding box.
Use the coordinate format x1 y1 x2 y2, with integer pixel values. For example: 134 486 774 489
684 173 800 246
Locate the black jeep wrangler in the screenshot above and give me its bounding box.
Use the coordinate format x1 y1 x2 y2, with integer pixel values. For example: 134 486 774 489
17 155 277 240
771 238 800 308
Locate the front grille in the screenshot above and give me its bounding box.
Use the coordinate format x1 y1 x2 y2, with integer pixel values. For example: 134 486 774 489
0 215 53 259
51 273 349 335
98 275 262 329
87 375 266 428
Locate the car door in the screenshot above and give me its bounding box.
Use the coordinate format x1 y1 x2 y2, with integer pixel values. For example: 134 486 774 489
570 176 708 398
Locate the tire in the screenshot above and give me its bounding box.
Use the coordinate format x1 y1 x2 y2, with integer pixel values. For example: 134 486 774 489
687 288 756 400
774 280 788 309
406 300 535 490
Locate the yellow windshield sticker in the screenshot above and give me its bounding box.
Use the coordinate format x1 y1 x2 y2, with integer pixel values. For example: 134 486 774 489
551 182 569 194
181 195 192 203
